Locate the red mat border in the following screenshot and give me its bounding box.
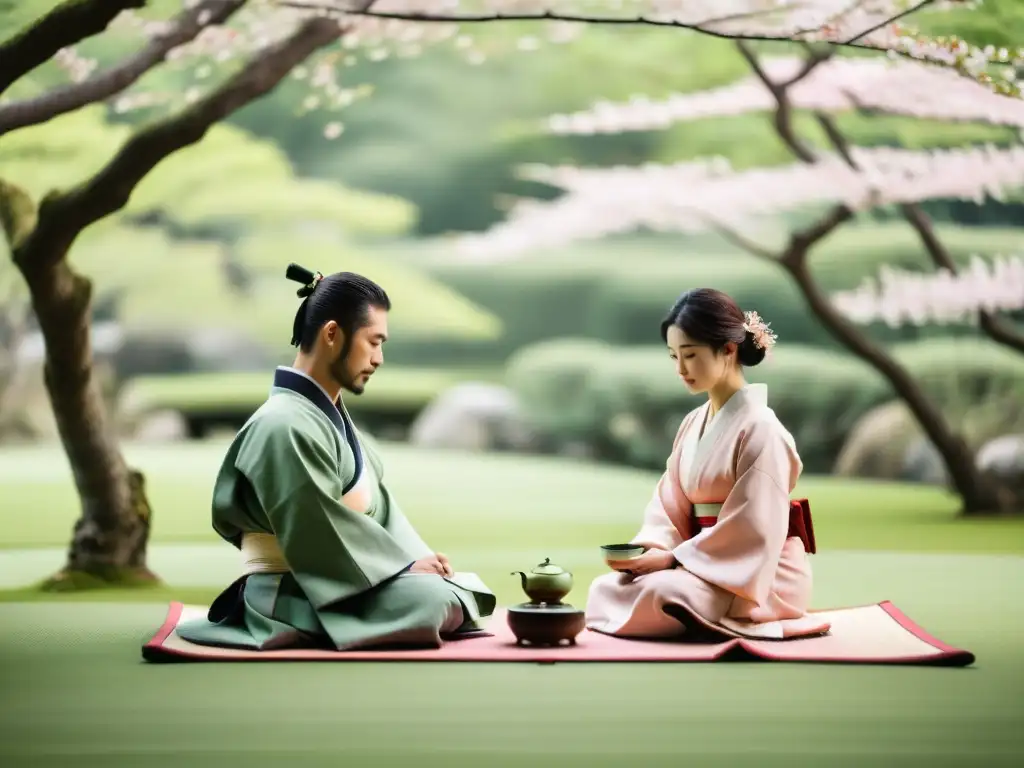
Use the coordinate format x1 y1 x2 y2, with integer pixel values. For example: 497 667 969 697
141 601 975 666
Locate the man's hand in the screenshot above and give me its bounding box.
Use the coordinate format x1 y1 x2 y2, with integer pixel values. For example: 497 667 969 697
410 552 454 577
607 548 677 576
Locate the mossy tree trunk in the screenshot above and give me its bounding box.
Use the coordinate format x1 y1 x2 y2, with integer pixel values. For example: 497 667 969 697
0 183 155 587
0 3 345 588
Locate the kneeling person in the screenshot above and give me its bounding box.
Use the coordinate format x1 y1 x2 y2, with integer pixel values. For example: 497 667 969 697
177 264 496 651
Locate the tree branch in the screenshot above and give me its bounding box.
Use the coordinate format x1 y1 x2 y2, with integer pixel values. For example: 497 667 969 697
281 0 834 40
688 210 781 263
736 40 822 163
0 0 247 137
812 110 1024 355
281 0 970 73
842 0 935 44
16 13 344 273
785 203 855 266
0 0 147 97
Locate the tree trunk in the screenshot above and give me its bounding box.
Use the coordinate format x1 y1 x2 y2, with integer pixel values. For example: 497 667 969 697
18 253 157 588
781 240 1005 516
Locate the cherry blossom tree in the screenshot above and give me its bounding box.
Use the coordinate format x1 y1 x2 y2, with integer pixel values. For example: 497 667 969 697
0 0 370 589
288 0 1023 97
534 46 1024 352
0 0 1016 586
455 44 1024 514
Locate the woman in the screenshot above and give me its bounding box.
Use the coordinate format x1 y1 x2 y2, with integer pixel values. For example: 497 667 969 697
585 288 830 641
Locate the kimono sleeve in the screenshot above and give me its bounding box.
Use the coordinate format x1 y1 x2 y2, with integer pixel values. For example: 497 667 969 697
671 418 800 606
630 473 688 551
235 413 416 609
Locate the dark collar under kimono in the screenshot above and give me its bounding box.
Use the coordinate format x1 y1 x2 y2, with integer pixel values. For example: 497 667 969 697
272 367 363 494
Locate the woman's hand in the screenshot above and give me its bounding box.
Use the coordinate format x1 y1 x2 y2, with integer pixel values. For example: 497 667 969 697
607 548 678 576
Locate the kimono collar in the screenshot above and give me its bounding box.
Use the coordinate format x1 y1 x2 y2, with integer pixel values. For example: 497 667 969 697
272 366 346 434
730 383 768 410
271 366 364 492
707 383 767 422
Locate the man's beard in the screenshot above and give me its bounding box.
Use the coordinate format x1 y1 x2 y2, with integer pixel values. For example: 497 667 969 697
329 350 365 395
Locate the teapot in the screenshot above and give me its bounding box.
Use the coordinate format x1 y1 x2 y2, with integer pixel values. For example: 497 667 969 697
511 558 574 605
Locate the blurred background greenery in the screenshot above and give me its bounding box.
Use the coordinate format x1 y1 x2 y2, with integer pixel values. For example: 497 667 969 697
3 2 1024 766
3 0 1023 489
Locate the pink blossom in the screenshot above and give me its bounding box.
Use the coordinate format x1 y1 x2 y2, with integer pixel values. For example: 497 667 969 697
545 56 1024 135
454 146 1024 259
830 255 1024 327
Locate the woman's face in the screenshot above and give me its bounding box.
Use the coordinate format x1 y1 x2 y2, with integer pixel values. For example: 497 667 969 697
666 325 736 394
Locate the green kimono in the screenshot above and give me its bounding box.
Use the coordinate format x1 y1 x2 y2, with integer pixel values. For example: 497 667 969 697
177 367 496 651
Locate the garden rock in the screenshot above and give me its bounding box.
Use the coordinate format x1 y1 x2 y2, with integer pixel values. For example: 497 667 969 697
408 383 535 452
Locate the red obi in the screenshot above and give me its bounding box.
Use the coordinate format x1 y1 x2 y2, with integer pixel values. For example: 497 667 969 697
692 498 817 554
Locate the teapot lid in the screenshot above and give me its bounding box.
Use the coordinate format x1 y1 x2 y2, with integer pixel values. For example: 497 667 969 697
531 557 566 575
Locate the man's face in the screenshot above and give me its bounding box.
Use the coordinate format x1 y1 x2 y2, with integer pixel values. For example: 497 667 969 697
326 304 388 395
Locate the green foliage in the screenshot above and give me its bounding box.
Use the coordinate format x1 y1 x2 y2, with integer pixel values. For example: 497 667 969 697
0 106 498 357
506 334 1024 474
507 340 890 472
892 337 1024 447
426 224 1023 360
503 338 615 440
117 365 504 432
127 122 418 238
0 109 418 240
0 106 131 201
913 0 1024 49
235 232 502 343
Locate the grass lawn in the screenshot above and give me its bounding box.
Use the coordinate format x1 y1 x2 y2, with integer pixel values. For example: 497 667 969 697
0 440 1022 767
4 439 1024 558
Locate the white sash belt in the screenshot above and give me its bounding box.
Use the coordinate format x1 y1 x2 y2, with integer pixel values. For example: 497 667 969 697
693 503 723 519
241 532 289 575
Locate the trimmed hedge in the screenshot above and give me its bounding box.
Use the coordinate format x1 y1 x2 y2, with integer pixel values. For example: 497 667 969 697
505 335 1024 474
118 365 503 437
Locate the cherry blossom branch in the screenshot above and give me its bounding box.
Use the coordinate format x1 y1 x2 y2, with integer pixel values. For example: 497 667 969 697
740 42 1024 346
840 0 931 44
286 2 823 41
280 0 1011 93
544 54 1024 136
831 255 1024 327
15 11 346 275
0 0 147 97
281 0 844 42
737 40 820 163
815 110 1024 352
0 0 248 137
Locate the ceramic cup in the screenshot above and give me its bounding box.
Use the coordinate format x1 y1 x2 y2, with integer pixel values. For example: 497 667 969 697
600 543 645 565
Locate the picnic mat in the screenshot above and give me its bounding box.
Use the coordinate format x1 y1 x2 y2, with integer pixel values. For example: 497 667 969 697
142 601 975 666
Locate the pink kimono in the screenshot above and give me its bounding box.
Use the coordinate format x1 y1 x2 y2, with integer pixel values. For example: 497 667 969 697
585 384 831 640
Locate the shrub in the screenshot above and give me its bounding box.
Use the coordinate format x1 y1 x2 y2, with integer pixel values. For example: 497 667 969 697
892 338 1024 448
427 225 1022 361
428 261 608 358
503 338 613 443
118 365 503 437
585 259 838 348
506 340 892 472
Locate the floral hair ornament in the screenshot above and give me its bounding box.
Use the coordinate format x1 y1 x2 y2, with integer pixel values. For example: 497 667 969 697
743 310 778 353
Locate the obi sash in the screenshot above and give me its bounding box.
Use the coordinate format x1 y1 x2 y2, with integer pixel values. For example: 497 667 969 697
692 498 817 555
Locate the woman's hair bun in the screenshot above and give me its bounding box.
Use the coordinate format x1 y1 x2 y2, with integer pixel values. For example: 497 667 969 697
737 332 767 367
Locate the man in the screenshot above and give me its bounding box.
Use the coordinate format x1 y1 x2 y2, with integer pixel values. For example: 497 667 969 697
176 263 496 651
